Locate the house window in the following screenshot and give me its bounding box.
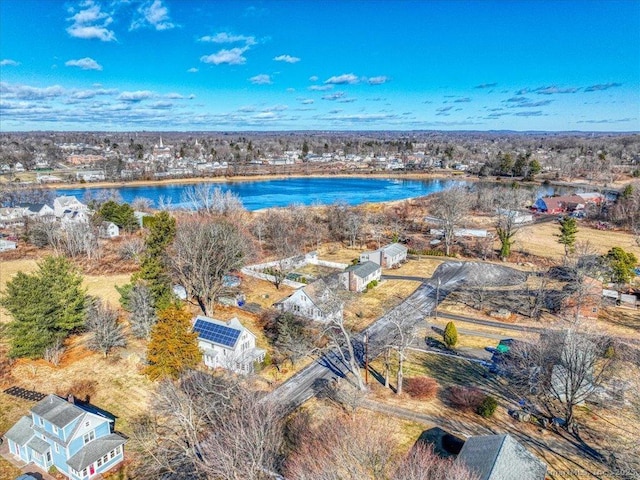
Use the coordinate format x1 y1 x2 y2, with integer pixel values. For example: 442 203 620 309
110 449 116 459
85 421 90 427
97 457 103 467
38 417 44 426
82 468 88 477
46 451 52 463
115 445 122 455
102 454 109 463
55 443 59 453
52 425 58 434
83 430 95 444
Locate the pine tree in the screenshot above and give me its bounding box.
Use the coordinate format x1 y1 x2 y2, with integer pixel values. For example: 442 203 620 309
557 216 578 256
145 305 202 380
1 256 86 358
132 211 176 310
443 321 458 348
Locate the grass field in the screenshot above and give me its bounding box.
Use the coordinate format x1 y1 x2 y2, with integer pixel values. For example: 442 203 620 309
515 221 639 262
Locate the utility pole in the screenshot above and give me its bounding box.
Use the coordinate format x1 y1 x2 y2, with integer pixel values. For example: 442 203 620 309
434 278 441 321
364 332 369 385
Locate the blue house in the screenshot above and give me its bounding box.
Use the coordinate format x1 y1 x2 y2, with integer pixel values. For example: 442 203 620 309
3 394 126 479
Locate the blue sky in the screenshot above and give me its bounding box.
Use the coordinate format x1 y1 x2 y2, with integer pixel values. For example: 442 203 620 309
1 0 638 132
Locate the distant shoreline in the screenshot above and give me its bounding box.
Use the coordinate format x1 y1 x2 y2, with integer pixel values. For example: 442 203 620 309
43 171 469 190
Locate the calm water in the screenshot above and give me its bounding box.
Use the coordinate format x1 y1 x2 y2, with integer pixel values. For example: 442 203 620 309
57 177 469 211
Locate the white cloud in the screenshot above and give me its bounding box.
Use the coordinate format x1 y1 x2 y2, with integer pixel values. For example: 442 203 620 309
367 76 388 85
300 99 314 105
118 90 153 102
0 59 20 67
322 92 346 101
309 75 318 82
325 73 359 85
250 74 272 85
274 54 300 63
187 67 199 73
309 84 333 91
65 57 103 71
131 0 175 31
1 82 65 100
70 88 116 99
66 1 116 41
201 47 248 65
199 32 256 46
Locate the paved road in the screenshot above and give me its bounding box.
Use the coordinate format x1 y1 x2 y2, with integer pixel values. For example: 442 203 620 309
267 261 527 410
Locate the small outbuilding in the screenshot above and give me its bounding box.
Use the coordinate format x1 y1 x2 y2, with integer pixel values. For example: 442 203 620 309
98 222 120 239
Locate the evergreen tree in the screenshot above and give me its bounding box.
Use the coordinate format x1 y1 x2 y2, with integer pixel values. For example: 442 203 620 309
443 321 458 348
605 247 638 285
557 216 578 256
145 305 202 380
97 200 139 232
1 256 86 358
132 211 176 310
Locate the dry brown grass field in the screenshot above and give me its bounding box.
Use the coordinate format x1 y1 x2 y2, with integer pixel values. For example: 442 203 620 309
514 221 640 262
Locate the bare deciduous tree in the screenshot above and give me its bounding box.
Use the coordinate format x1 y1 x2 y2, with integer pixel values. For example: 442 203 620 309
324 313 366 391
505 327 616 433
128 282 157 339
393 443 478 480
132 371 282 480
285 413 396 480
388 312 419 395
55 221 100 260
170 217 253 315
85 299 126 357
181 184 245 220
430 186 471 256
493 186 531 260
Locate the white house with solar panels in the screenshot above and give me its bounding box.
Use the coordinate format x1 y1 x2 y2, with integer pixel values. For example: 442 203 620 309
193 316 265 374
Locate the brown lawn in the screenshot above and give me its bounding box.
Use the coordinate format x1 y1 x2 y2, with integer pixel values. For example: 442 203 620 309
514 221 639 262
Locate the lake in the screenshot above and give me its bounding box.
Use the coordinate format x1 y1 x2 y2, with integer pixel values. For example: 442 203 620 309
57 177 470 211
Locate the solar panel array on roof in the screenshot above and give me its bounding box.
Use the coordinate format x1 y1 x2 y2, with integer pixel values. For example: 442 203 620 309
194 319 241 347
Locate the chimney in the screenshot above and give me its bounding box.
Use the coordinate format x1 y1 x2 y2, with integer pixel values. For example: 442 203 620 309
67 394 75 404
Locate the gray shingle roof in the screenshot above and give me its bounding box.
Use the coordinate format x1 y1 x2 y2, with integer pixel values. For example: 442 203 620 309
346 261 381 279
382 242 407 258
455 434 547 480
302 279 343 315
26 436 51 455
31 395 84 429
66 433 126 471
3 416 34 445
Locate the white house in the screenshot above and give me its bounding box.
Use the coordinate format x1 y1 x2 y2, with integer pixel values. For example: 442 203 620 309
275 278 344 323
193 316 265 374
360 242 408 268
98 222 120 239
496 209 534 224
0 239 17 252
60 210 90 229
340 261 382 292
53 196 87 218
16 203 56 218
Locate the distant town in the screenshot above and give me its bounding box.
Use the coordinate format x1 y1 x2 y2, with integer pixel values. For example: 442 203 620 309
1 131 638 185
